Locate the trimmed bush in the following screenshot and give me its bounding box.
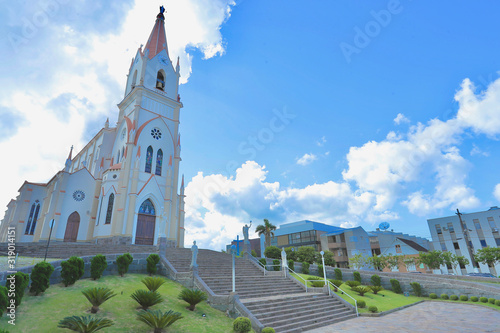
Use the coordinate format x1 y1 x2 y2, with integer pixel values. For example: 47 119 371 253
495 300 500 306
370 274 381 287
470 296 478 302
117 253 134 277
131 290 163 310
368 305 378 313
61 256 84 287
480 297 488 303
311 281 326 288
264 246 281 259
141 276 166 292
460 295 468 301
429 293 438 299
450 295 458 301
30 261 55 295
441 294 449 300
6 272 29 306
90 254 107 280
178 289 207 311
352 286 371 296
488 298 495 304
357 300 366 308
82 287 117 313
273 259 280 271
137 309 183 332
288 260 294 271
390 279 402 294
329 279 343 288
334 268 342 281
302 262 310 274
233 317 252 333
318 264 324 278
307 276 321 280
345 280 361 289
146 254 160 275
410 282 422 297
0 286 8 314
262 328 275 333
259 258 267 270
369 285 383 294
353 271 361 283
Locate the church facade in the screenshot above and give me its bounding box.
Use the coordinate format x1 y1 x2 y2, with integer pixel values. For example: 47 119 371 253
0 8 185 248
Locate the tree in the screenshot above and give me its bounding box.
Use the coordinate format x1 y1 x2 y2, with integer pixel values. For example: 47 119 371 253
385 255 401 271
81 287 117 313
455 255 470 270
475 247 500 275
417 250 444 270
30 261 55 295
322 251 336 266
264 246 281 259
284 247 298 261
296 246 318 264
61 256 84 287
90 254 107 280
367 255 386 271
137 309 183 333
402 256 416 272
440 251 456 274
255 219 277 249
117 253 134 277
348 253 366 270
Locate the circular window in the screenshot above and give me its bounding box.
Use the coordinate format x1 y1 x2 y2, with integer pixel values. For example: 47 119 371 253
73 190 86 202
151 128 162 140
113 174 117 179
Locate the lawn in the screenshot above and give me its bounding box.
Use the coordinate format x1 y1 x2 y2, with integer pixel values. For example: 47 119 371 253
0 273 240 332
0 256 60 272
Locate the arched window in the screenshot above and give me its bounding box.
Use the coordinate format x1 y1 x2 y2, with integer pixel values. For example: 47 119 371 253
155 149 163 176
139 199 155 215
145 146 153 173
131 70 137 88
105 193 114 224
25 201 40 235
30 203 40 235
25 204 36 234
117 150 121 163
156 71 165 91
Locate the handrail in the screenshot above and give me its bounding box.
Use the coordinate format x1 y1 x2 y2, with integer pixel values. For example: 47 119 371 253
326 280 358 317
287 267 308 293
247 253 268 275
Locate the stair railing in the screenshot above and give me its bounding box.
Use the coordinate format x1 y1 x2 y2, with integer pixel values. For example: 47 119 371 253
246 253 267 275
326 280 358 317
287 267 308 293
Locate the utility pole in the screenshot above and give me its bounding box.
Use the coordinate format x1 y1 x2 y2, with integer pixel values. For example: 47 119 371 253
456 209 477 270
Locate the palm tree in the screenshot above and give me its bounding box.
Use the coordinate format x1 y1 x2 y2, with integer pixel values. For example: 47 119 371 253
255 219 277 249
58 316 114 332
81 287 116 313
137 309 183 333
178 288 207 311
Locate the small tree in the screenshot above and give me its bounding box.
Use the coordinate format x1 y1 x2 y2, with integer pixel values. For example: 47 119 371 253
233 317 252 333
284 247 298 261
272 259 280 271
317 264 324 278
255 219 277 249
353 271 361 283
417 250 444 270
264 246 281 259
0 286 8 314
30 261 55 295
348 253 366 270
146 254 160 275
117 253 134 277
390 279 402 294
475 247 500 276
288 259 295 271
131 290 163 310
370 274 381 287
367 255 386 271
6 272 29 307
90 254 107 280
61 256 84 287
137 309 183 333
323 251 336 266
251 250 258 257
58 315 114 332
82 287 116 313
302 262 310 274
178 289 207 311
456 255 470 270
297 246 318 264
410 282 422 297
334 268 342 281
385 255 401 271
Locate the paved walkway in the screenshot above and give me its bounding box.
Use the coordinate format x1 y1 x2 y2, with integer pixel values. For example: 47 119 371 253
305 302 500 332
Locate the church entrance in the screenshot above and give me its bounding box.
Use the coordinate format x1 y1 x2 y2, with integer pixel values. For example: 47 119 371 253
135 199 156 245
64 211 80 242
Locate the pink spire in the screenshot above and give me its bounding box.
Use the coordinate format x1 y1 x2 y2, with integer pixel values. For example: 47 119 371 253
144 6 169 60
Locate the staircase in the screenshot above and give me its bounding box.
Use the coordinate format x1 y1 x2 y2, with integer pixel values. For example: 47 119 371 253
165 248 357 332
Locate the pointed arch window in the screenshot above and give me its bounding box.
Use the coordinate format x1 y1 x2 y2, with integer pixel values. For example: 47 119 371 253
145 146 153 173
105 193 114 224
139 199 155 215
117 150 121 164
25 200 40 235
156 71 165 91
155 149 163 176
131 70 138 88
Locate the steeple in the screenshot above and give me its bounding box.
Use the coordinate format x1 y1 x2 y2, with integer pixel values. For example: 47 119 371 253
144 6 169 60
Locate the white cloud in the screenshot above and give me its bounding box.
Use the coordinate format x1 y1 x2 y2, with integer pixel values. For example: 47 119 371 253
297 153 317 166
494 184 500 202
470 144 489 157
316 136 327 146
394 113 410 125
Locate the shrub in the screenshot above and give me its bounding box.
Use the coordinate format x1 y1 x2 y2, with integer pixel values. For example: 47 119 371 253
259 258 267 270
460 295 468 301
29 261 55 295
61 256 84 287
495 300 500 306
137 309 183 332
264 246 281 259
480 297 488 303
307 276 321 280
178 288 207 311
262 328 275 333
251 250 258 257
273 259 280 271
410 282 422 297
90 254 107 280
429 293 438 299
0 286 8 314
131 290 163 310
329 279 343 288
146 254 160 275
368 305 378 313
317 264 324 278
334 268 342 281
82 287 116 313
441 294 449 300
357 300 366 308
311 281 326 288
352 286 371 296
288 259 294 271
470 296 478 302
6 272 29 306
488 298 496 304
370 274 381 287
141 277 166 292
302 262 310 274
369 285 383 294
345 280 361 289
233 317 252 333
390 279 402 294
58 315 114 332
117 253 133 277
353 271 361 283
450 295 458 301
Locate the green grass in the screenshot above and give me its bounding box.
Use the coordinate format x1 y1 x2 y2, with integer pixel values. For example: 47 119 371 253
0 274 240 332
0 256 60 272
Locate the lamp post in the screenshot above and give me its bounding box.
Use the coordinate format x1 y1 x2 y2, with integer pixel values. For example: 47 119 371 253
320 250 327 286
456 209 477 272
231 244 236 293
44 219 55 262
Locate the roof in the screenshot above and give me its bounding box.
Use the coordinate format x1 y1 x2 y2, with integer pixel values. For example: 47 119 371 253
397 237 428 252
144 8 169 59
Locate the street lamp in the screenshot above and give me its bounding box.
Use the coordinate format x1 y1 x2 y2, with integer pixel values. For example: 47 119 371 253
231 244 236 293
320 250 327 286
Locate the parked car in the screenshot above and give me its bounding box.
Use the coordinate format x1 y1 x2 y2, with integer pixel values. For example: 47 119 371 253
466 273 497 278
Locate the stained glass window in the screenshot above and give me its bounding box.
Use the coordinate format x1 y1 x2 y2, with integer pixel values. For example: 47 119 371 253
139 199 155 215
155 149 163 176
25 203 36 234
29 203 40 235
145 146 153 173
105 193 114 224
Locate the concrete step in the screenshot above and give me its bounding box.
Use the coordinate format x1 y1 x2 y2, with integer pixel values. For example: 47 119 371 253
262 307 355 331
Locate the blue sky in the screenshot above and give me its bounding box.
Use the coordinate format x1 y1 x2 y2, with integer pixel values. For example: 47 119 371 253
1 0 500 250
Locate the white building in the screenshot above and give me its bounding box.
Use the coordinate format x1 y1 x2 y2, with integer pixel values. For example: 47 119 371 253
427 207 500 276
0 7 185 249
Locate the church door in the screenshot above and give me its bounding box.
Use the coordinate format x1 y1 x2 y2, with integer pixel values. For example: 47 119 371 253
135 199 156 245
64 212 80 242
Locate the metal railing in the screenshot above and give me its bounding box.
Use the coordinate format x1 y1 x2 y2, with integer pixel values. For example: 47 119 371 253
287 267 308 293
247 253 284 276
326 280 358 317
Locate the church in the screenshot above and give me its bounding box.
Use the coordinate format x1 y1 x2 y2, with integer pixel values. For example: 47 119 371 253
0 7 185 249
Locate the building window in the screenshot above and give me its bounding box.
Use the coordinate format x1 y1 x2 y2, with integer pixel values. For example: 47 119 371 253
495 238 500 246
453 242 460 250
436 224 442 234
473 219 481 230
145 146 153 173
447 223 454 233
105 193 114 224
395 244 402 253
440 243 447 251
139 199 155 215
25 201 40 235
155 149 163 176
156 71 165 90
487 217 496 229
480 239 487 248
